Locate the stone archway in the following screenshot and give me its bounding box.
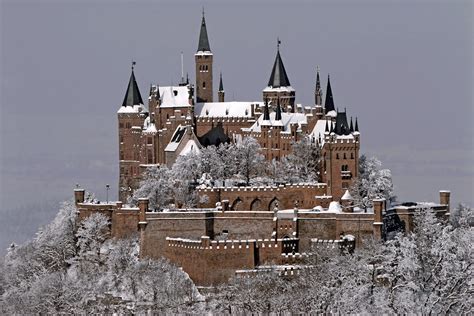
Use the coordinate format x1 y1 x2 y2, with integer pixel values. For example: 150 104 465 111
250 198 263 211
268 197 280 212
231 197 243 211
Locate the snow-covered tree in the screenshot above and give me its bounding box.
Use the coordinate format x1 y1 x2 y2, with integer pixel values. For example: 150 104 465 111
129 166 172 210
350 155 395 210
278 138 321 183
235 137 265 185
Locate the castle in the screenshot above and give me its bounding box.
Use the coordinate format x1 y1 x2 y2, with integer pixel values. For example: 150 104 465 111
76 12 450 286
117 12 359 204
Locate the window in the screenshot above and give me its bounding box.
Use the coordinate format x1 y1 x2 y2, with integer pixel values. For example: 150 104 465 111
147 150 153 163
120 135 124 143
203 81 206 88
336 153 339 159
344 153 347 159
342 182 349 189
119 122 124 128
120 151 124 160
147 137 152 144
126 122 131 129
351 153 354 159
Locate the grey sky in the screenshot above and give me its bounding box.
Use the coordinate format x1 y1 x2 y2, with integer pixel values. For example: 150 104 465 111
1 0 473 248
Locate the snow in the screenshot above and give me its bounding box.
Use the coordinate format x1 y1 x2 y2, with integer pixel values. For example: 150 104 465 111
159 86 191 108
327 201 342 212
194 101 261 118
244 112 307 133
312 205 324 212
117 104 144 114
179 140 201 156
326 110 337 117
310 119 331 145
262 86 295 92
195 51 213 56
143 116 157 134
341 190 353 200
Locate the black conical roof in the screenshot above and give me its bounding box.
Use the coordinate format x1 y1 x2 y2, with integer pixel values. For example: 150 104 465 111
122 68 143 107
335 110 351 136
325 74 335 113
219 73 224 92
197 13 211 52
267 49 291 88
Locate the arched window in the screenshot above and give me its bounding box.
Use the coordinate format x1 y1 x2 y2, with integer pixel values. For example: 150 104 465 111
203 81 206 88
336 153 339 159
344 153 347 159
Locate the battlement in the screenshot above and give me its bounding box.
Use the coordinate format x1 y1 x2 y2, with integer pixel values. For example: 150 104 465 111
165 236 298 251
197 182 327 193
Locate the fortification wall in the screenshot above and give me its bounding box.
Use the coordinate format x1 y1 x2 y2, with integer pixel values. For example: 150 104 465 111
213 211 275 240
162 237 298 285
197 183 329 211
297 212 374 249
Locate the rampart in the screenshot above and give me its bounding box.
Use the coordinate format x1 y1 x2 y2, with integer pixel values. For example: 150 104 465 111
163 236 299 285
197 183 330 211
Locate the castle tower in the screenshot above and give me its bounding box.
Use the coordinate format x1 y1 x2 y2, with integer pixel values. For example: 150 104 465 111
118 63 147 202
262 40 295 112
218 72 225 102
195 10 213 103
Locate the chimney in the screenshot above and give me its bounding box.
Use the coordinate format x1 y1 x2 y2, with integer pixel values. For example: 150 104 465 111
373 199 385 240
74 189 85 205
201 235 211 248
439 190 450 213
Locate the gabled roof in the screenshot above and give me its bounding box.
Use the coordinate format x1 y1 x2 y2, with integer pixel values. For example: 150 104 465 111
158 86 191 108
197 13 211 52
267 49 291 88
122 69 144 107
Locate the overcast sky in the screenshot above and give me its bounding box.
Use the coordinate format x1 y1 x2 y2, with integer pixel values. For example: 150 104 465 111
1 0 473 248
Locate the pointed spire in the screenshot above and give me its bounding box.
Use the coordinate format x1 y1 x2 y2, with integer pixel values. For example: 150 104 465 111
355 117 359 132
324 74 335 113
197 9 211 52
267 40 291 88
350 117 354 133
219 72 224 92
275 97 282 121
263 98 270 121
315 66 322 105
122 62 144 107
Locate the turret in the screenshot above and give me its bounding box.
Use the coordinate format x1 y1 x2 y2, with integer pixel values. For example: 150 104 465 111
315 66 323 106
262 39 295 112
218 72 225 102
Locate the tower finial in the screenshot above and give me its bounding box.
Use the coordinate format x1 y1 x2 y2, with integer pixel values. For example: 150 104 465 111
277 37 281 51
202 6 205 17
131 60 136 70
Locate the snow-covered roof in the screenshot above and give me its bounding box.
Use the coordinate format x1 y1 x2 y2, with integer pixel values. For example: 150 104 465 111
159 86 191 108
117 104 145 114
179 140 201 156
326 110 337 118
243 112 307 133
341 190 353 200
195 51 213 56
195 101 262 118
262 86 295 92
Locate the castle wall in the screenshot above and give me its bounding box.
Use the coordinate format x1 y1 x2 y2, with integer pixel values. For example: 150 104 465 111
197 183 330 211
